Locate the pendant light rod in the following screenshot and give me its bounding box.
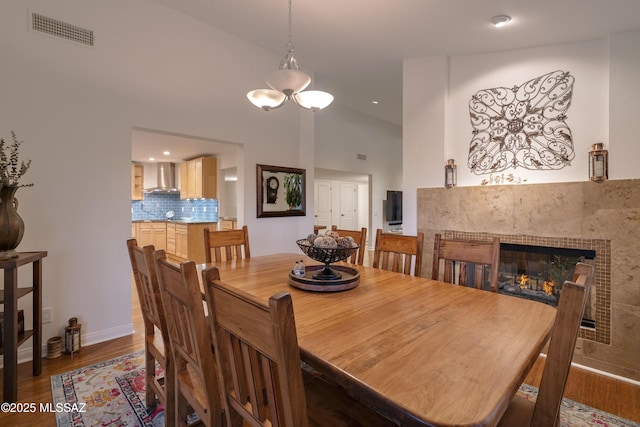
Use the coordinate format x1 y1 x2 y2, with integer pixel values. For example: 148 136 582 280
286 0 293 52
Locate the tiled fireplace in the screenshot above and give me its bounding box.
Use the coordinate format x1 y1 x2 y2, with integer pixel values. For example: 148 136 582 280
417 179 639 381
445 230 608 343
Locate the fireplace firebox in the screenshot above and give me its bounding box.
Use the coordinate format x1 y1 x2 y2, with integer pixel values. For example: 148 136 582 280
498 243 596 328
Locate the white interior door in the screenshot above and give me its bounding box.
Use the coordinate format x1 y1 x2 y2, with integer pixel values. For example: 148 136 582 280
314 180 332 229
339 182 357 229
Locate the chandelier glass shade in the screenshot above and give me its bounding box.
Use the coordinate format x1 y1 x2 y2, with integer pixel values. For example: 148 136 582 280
246 0 333 112
265 69 310 95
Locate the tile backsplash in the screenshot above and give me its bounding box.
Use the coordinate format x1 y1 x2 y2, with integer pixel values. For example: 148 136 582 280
131 192 218 222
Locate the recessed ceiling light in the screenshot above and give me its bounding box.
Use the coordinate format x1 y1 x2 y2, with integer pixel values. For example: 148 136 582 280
149 157 155 161
372 101 379 105
490 15 511 28
163 151 170 156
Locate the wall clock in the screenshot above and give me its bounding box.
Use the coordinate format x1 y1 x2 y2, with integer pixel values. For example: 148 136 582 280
266 176 279 204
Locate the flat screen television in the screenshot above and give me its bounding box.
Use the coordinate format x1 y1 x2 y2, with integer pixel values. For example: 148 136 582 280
386 190 402 225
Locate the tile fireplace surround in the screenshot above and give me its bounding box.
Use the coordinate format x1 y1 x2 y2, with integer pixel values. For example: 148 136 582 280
417 179 639 381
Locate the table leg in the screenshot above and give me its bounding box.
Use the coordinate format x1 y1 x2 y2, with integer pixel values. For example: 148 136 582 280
32 259 42 376
3 267 18 403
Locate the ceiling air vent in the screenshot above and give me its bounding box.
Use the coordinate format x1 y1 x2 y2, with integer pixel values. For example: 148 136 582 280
31 12 94 47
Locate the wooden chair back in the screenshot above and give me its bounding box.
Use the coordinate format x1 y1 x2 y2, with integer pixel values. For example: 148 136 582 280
330 225 367 265
532 262 594 426
126 239 173 420
204 225 251 263
372 229 424 276
432 234 501 292
204 271 308 427
498 262 594 427
154 252 222 426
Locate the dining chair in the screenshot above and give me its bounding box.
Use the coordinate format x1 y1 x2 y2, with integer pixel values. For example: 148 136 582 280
431 233 501 292
154 252 223 427
202 266 396 427
498 262 595 427
330 225 367 265
204 225 250 263
372 228 424 276
126 239 174 422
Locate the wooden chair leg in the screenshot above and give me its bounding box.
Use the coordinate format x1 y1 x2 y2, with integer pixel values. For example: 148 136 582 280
144 351 155 407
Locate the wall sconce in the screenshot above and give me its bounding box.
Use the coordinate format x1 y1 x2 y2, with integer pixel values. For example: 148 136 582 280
445 159 457 188
589 143 608 182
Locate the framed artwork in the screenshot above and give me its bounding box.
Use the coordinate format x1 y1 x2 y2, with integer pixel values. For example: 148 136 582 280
256 164 306 218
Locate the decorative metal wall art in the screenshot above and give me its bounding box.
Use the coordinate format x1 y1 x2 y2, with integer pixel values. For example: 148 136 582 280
467 70 575 174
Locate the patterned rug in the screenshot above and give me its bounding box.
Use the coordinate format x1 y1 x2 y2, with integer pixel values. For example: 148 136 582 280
51 351 639 427
51 351 164 427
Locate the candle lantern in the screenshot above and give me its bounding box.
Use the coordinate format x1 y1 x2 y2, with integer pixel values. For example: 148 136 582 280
64 317 82 355
444 159 457 188
589 143 608 182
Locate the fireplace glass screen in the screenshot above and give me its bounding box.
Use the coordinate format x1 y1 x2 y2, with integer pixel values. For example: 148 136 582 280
498 243 596 328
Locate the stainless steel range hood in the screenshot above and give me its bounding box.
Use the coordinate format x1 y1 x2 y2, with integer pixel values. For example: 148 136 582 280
143 162 179 193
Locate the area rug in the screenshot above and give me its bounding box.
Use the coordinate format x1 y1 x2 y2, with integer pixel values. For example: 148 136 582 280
51 351 639 427
51 350 164 427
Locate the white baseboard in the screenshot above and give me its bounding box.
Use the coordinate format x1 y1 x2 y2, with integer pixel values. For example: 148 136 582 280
538 353 640 387
0 323 135 369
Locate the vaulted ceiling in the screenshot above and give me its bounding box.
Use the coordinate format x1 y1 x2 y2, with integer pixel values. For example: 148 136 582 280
152 0 640 127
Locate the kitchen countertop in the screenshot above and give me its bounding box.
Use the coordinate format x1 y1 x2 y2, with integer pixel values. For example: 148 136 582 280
132 219 217 224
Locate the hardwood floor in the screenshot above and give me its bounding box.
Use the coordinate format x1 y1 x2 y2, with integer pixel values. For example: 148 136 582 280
1 268 639 426
0 283 146 426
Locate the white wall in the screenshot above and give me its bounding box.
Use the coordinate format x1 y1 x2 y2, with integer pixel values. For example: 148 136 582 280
403 56 448 235
0 0 311 361
609 30 640 179
315 103 402 237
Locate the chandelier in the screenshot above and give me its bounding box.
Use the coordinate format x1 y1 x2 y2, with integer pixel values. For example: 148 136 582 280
246 0 334 112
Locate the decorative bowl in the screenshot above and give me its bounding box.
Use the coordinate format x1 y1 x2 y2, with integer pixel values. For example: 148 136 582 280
296 239 359 264
296 239 359 280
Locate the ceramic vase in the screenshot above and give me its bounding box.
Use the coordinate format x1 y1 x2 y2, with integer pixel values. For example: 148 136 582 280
0 185 24 259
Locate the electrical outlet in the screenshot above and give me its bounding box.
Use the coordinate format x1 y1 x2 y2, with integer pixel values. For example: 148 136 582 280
43 307 53 324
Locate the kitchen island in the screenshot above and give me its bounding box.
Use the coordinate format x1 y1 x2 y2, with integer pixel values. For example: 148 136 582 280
132 219 216 263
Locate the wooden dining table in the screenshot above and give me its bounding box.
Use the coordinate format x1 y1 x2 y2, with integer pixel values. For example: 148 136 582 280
197 253 557 427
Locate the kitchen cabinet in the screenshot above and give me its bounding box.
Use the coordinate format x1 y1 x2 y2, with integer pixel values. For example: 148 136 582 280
166 223 176 255
165 222 213 263
219 219 237 230
167 222 210 264
133 221 215 263
138 223 166 251
174 224 189 260
166 223 188 260
180 157 217 199
131 164 144 200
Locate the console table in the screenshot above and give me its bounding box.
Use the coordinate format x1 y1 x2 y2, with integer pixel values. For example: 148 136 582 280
0 251 47 402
